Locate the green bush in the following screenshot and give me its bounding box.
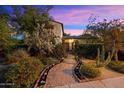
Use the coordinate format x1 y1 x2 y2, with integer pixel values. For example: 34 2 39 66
7 49 29 64
5 56 44 88
74 44 102 59
80 64 101 78
42 57 59 65
52 44 65 59
108 62 124 74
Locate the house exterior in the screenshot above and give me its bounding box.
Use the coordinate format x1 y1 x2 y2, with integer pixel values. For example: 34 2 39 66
63 35 102 51
63 31 124 52
10 20 64 44
51 21 64 44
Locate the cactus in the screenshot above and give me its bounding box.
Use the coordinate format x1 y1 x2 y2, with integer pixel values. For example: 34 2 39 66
101 45 105 63
105 45 115 65
96 47 100 67
105 52 111 64
96 43 115 67
110 44 115 59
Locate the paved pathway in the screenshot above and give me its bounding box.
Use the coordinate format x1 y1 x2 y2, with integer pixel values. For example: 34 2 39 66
55 75 124 88
45 55 124 88
45 54 78 88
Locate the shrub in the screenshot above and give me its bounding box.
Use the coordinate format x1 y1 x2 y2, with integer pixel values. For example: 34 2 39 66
118 50 124 61
7 49 29 64
80 64 101 78
52 44 65 59
74 44 102 59
108 62 124 74
42 57 59 66
5 57 44 88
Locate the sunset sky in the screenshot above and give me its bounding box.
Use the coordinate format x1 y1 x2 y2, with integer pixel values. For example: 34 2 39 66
50 5 124 36
2 5 124 36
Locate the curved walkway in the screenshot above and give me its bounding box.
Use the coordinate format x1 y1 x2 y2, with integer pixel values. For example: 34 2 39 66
55 75 124 88
45 54 78 88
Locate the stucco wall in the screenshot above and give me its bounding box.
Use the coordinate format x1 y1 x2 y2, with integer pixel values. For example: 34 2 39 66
51 21 63 44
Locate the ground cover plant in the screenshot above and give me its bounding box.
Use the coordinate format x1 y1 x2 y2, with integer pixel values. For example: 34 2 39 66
108 61 124 74
80 63 101 78
5 50 44 88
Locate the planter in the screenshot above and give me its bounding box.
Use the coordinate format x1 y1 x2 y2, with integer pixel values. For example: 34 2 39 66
73 59 102 83
73 59 87 82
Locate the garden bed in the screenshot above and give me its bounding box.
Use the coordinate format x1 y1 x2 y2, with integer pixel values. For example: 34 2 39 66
33 58 64 88
73 61 101 83
73 60 86 82
107 61 124 74
73 59 124 83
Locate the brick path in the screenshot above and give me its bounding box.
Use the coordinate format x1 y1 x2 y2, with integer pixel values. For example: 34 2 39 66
45 55 124 88
45 54 78 88
55 75 124 88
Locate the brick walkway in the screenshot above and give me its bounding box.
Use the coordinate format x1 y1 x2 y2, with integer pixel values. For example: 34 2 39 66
56 75 124 88
45 54 78 88
45 55 124 88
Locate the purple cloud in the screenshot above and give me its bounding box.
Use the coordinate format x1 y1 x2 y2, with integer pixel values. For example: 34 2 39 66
50 5 124 35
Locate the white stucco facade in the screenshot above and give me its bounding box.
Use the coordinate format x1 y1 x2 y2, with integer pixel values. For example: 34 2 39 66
51 21 64 44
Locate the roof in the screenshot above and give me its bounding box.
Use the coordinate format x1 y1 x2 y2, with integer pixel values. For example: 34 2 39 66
63 34 98 39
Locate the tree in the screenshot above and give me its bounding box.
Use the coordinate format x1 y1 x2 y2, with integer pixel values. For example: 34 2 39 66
11 6 56 57
86 17 124 62
63 33 70 36
0 11 14 52
111 27 120 62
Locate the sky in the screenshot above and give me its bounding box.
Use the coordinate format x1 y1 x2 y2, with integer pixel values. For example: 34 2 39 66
49 5 124 36
2 5 124 36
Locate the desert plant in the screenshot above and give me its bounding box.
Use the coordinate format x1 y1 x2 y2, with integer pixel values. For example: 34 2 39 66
52 44 65 59
42 57 59 66
80 64 101 78
96 47 100 67
105 52 111 64
105 44 115 65
74 44 102 59
101 45 105 62
7 49 29 64
108 61 124 74
86 18 123 62
5 56 44 88
96 44 115 67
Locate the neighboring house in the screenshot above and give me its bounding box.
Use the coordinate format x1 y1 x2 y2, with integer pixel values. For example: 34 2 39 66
51 20 64 44
63 34 102 51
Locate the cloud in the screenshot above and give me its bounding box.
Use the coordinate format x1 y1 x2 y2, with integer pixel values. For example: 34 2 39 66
50 5 124 25
50 5 124 35
51 9 93 25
